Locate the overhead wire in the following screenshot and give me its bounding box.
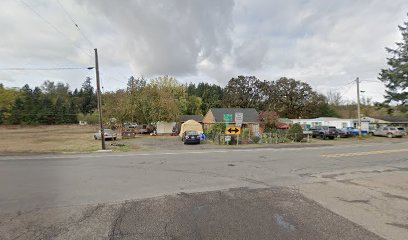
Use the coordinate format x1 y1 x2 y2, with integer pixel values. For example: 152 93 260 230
325 79 356 93
0 67 92 71
56 0 94 47
19 0 92 57
338 82 356 100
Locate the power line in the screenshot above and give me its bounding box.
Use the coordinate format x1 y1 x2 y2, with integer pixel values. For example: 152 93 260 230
360 79 382 83
56 0 94 47
338 82 355 100
19 0 92 57
0 67 93 71
326 79 356 93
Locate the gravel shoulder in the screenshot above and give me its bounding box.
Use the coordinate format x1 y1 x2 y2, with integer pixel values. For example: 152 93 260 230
0 187 384 240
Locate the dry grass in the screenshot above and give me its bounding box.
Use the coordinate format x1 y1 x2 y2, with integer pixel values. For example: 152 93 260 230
0 125 104 155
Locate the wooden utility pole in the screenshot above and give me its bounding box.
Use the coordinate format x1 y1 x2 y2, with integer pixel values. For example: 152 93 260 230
94 48 106 149
356 77 362 137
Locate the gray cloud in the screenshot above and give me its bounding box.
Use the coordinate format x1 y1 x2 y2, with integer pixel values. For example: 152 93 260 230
76 0 234 76
1 0 407 102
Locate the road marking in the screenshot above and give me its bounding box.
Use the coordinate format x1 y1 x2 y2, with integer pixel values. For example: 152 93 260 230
321 148 408 158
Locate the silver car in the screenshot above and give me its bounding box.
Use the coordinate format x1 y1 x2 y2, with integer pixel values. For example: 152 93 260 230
94 129 117 140
397 127 407 136
371 127 403 138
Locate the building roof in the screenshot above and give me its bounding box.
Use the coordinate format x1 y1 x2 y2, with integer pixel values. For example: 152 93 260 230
210 108 259 123
179 115 203 122
371 116 406 123
314 117 344 121
291 117 354 122
278 118 293 124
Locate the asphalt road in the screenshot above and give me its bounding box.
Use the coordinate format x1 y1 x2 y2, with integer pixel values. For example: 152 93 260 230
0 141 407 239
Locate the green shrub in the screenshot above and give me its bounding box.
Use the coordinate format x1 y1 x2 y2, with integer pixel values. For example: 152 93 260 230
205 123 226 136
251 135 261 143
288 123 304 142
242 128 250 140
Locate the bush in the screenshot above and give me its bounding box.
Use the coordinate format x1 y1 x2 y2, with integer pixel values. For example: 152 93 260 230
288 123 304 142
205 123 226 137
242 128 250 140
250 135 261 144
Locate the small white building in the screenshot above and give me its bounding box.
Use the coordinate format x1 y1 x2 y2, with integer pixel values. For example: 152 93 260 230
291 117 380 132
291 117 354 129
156 121 176 135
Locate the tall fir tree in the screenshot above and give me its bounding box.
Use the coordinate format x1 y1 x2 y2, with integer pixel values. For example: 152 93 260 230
379 14 408 111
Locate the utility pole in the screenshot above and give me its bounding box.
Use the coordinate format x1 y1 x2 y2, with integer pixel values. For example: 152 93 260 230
94 48 106 150
356 77 362 137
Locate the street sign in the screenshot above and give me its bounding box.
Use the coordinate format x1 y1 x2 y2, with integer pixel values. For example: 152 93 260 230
225 135 231 142
223 114 233 122
226 127 241 135
235 112 243 127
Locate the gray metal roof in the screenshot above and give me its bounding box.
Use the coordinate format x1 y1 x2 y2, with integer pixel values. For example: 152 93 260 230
179 115 204 122
210 108 259 123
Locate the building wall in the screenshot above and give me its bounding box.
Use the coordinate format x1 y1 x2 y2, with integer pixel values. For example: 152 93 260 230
291 119 354 129
202 110 215 124
156 121 176 135
291 119 323 128
326 120 353 129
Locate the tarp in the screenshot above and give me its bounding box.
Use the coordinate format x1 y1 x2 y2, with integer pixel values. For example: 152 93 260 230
179 119 203 137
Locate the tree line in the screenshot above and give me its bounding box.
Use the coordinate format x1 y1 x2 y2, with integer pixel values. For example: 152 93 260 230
1 75 338 125
0 78 97 125
1 71 406 125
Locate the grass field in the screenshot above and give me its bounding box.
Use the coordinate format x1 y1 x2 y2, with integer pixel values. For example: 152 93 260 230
1 125 407 155
0 125 110 155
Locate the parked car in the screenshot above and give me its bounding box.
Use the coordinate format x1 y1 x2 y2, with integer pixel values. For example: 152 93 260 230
311 126 337 140
335 129 349 138
344 127 359 136
94 129 117 140
341 128 355 137
397 127 407 136
370 127 403 138
135 124 154 134
181 130 200 144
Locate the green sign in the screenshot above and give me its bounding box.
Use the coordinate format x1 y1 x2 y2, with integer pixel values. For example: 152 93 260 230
223 114 233 122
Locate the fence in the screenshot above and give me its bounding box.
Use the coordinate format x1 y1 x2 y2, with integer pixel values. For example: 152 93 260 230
206 131 311 145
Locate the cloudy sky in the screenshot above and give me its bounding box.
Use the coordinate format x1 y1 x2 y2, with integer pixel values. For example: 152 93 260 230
1 0 407 102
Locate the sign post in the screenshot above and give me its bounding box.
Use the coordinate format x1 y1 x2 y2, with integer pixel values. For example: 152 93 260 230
223 114 233 145
235 113 243 145
235 112 243 127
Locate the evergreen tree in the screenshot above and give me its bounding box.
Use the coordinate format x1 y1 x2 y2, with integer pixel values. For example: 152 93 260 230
67 99 78 123
79 77 97 114
379 14 408 111
10 98 24 124
54 97 65 124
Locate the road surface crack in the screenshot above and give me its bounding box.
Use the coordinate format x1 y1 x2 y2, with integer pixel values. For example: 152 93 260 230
386 222 408 230
77 204 104 224
108 202 127 240
337 197 370 204
381 192 408 201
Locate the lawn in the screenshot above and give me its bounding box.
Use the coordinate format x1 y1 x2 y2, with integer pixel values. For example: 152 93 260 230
0 125 107 155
